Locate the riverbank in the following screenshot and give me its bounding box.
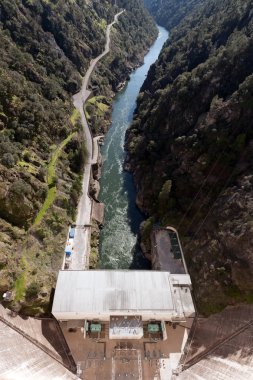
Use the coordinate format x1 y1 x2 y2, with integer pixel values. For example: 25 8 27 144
69 8 155 269
88 58 155 269
70 7 160 271
80 27 162 269
68 10 124 271
98 26 169 269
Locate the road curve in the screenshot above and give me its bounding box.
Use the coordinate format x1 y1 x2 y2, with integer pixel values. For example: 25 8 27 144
71 10 124 270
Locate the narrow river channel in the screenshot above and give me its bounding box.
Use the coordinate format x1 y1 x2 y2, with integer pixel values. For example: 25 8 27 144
99 25 168 269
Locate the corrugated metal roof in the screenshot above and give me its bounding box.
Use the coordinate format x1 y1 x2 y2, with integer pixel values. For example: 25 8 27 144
52 271 194 319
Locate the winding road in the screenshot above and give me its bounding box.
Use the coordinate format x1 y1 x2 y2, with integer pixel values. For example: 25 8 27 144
70 10 124 270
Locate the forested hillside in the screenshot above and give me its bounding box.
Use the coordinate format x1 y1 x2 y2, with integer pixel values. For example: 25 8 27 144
144 0 202 30
88 0 158 135
0 0 156 314
126 0 253 314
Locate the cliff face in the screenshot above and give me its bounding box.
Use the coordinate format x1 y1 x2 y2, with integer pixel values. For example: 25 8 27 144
0 0 156 314
125 0 253 314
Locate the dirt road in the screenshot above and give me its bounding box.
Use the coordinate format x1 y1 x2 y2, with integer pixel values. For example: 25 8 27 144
71 10 124 270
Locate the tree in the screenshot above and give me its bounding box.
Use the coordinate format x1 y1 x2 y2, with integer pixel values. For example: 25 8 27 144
25 282 40 300
158 180 172 218
2 152 15 168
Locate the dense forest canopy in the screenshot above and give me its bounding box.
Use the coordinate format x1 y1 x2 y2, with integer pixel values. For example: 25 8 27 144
126 0 253 314
144 0 203 29
0 0 156 314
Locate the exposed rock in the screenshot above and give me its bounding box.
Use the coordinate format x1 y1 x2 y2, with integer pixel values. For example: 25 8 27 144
92 201 105 226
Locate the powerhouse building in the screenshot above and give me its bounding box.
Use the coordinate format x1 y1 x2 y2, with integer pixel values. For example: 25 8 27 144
52 269 195 340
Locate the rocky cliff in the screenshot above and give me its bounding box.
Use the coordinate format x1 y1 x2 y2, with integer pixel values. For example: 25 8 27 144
125 0 253 314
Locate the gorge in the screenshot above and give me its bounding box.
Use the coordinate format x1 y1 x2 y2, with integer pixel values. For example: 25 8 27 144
99 26 168 270
0 1 253 379
0 0 252 320
126 0 253 314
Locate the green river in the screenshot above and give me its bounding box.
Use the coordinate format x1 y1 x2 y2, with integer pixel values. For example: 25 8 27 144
99 26 169 269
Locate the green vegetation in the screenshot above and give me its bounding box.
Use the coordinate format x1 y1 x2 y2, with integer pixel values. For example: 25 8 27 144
85 109 91 121
48 134 76 186
25 281 40 300
95 18 107 31
14 256 27 301
158 180 172 220
0 0 157 314
17 161 39 175
126 0 253 314
89 248 99 269
33 133 76 227
140 217 155 253
199 302 226 317
144 0 201 30
33 187 57 227
88 96 109 112
14 273 26 301
89 0 158 134
90 221 100 269
70 109 81 127
84 96 110 134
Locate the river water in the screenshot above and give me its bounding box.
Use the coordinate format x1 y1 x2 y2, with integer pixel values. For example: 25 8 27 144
99 25 168 269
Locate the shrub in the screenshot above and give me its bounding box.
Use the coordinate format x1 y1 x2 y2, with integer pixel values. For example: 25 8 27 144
10 180 31 197
2 153 15 168
25 282 40 300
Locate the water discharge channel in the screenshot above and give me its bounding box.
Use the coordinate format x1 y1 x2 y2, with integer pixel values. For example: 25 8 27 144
99 26 168 269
